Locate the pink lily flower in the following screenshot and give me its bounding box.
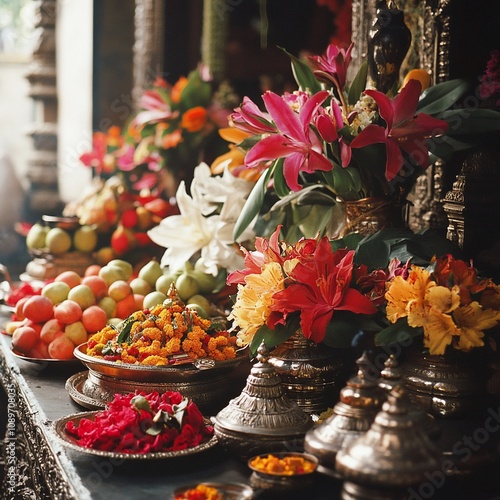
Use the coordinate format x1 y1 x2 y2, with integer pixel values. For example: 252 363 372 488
307 43 354 91
314 100 352 167
231 96 276 135
350 80 449 181
244 90 334 191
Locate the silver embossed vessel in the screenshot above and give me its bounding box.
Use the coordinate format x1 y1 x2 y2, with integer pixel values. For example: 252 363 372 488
304 352 384 476
336 386 441 499
213 342 313 460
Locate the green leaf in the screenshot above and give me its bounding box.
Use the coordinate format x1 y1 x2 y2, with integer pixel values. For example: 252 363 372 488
273 159 290 198
437 108 500 136
171 397 189 427
233 167 273 240
249 324 294 358
116 314 138 344
347 61 368 105
374 318 421 346
329 232 364 252
279 47 322 94
417 79 470 115
323 313 363 348
180 69 212 109
131 395 152 413
238 135 263 150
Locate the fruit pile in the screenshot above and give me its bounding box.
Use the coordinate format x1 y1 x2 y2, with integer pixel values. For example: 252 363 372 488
6 257 231 361
26 223 98 255
8 260 139 360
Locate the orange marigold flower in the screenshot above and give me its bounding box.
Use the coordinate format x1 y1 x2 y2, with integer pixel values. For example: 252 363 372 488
181 107 207 132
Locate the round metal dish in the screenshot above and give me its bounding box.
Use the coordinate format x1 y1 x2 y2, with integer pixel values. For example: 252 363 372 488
74 342 245 383
54 411 217 460
65 371 105 410
172 482 253 500
72 343 247 412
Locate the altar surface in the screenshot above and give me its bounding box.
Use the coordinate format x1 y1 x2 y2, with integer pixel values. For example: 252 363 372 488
0 310 342 499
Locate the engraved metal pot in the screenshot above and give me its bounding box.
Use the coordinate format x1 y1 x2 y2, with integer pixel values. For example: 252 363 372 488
327 196 403 239
399 346 488 418
304 352 384 476
336 387 441 499
213 342 313 460
268 329 348 415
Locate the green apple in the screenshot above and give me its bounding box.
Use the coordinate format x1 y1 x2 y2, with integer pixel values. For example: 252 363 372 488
99 265 126 287
26 223 48 250
45 227 72 255
138 260 163 287
98 296 117 318
155 274 175 295
67 284 96 310
175 273 200 301
130 277 153 296
186 294 212 313
41 281 70 305
107 259 134 281
143 291 167 309
73 225 98 253
64 321 88 346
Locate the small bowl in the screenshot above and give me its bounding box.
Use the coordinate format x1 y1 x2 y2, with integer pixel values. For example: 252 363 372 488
172 482 253 499
248 451 318 492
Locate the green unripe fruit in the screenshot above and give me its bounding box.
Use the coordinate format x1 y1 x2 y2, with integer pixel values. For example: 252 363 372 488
175 273 200 301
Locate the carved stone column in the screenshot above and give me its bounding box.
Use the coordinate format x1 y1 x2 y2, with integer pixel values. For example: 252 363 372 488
25 0 61 217
132 0 165 103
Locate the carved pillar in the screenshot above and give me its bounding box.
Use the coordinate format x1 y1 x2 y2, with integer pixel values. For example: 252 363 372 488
25 0 61 217
201 0 229 82
133 0 165 103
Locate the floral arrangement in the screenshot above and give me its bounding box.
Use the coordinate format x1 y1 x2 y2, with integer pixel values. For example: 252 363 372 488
86 302 237 365
80 67 239 197
220 42 500 242
368 253 500 356
227 225 377 355
66 391 213 454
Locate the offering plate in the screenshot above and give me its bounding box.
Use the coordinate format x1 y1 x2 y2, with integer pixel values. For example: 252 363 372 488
72 342 247 412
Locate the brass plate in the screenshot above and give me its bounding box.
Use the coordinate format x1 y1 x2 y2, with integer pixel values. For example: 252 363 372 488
54 411 217 460
65 371 105 410
74 342 245 383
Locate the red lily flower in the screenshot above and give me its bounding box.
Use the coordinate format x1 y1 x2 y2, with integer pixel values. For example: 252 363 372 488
268 241 377 343
350 79 448 181
244 90 333 191
307 43 354 92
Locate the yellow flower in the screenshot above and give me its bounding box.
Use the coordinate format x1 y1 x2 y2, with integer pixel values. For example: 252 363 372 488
425 285 461 314
453 302 500 351
421 308 460 355
385 266 432 325
229 261 285 346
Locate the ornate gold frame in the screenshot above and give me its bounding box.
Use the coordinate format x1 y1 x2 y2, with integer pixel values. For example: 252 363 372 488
351 0 453 233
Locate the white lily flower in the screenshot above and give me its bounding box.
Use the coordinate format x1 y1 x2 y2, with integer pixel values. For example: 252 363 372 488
148 168 256 275
191 161 255 216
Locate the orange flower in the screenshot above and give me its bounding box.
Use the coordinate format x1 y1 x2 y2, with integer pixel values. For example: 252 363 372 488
453 302 500 351
156 125 183 149
170 76 188 103
181 107 207 132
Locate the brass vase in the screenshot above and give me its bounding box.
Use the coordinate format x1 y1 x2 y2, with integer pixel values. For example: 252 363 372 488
327 196 403 239
399 345 488 418
268 329 349 415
